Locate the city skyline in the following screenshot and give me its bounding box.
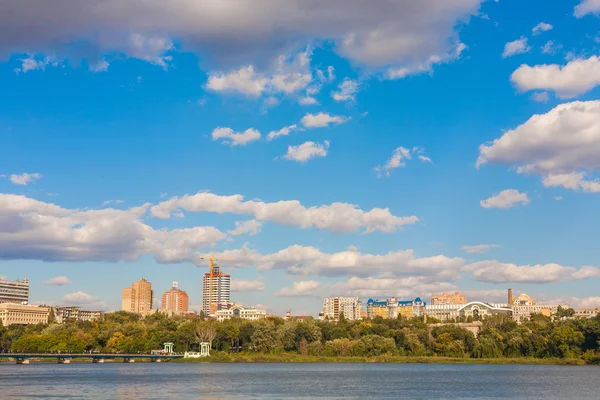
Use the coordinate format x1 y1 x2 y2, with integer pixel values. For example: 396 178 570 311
2 0 600 316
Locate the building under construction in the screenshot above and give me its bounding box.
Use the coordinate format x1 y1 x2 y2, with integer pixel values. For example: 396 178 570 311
201 262 231 315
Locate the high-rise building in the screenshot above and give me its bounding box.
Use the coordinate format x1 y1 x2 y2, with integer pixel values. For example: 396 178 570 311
0 278 29 304
431 292 467 305
202 266 231 314
161 281 189 313
321 297 362 321
121 278 154 316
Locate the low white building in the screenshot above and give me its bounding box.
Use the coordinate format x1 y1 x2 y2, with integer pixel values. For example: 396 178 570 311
426 302 512 322
53 306 104 323
0 303 50 326
512 304 568 323
213 304 267 322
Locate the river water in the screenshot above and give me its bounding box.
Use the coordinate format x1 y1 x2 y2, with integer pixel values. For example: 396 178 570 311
0 362 597 399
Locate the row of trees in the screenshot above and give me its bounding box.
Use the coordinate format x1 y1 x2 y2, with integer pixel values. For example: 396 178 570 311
1 310 599 362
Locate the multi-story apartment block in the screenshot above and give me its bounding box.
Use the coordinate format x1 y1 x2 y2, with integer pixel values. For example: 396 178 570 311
161 281 189 314
0 278 29 304
0 303 50 326
121 278 154 316
321 297 362 321
366 297 426 319
202 268 231 315
214 304 267 322
430 292 467 305
53 306 104 323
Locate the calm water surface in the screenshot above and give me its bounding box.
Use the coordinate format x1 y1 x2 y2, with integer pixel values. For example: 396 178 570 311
0 362 598 399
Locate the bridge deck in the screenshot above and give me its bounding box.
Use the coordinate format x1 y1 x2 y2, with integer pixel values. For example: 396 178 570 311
0 353 183 359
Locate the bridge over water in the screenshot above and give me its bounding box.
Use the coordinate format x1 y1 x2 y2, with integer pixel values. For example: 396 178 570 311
0 352 184 364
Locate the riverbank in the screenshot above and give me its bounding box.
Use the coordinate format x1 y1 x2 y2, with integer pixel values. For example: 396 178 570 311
177 352 591 365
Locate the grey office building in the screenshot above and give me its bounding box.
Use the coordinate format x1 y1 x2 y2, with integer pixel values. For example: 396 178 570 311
0 279 30 304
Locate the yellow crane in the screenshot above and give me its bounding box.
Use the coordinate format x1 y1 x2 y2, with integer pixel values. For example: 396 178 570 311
198 254 235 313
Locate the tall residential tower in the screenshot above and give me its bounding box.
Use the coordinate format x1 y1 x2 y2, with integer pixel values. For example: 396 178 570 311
202 265 231 314
161 281 189 314
121 278 154 316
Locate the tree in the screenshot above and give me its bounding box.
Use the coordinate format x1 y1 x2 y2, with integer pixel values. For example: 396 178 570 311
196 321 217 348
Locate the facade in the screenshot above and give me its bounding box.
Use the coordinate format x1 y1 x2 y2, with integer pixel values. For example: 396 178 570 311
513 293 536 306
53 306 104 323
512 304 567 322
574 308 600 318
322 297 362 321
0 278 29 304
161 281 189 314
431 292 467 305
425 302 511 322
284 311 312 321
0 303 50 325
202 268 231 314
121 278 154 316
366 297 426 319
214 304 267 322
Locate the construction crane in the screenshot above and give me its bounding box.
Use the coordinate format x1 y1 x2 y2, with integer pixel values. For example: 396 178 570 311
197 254 235 314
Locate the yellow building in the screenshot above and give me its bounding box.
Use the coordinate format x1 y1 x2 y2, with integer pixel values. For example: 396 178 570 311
0 303 50 325
122 278 154 316
366 298 425 319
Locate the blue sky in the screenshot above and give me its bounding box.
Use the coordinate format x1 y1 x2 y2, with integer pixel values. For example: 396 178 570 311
1 0 600 315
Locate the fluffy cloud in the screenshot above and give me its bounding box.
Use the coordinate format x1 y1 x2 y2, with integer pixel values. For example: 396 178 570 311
331 79 360 102
558 296 600 309
14 55 62 73
61 291 106 309
205 50 312 99
461 244 498 254
231 279 265 292
502 37 531 58
541 40 562 55
386 42 467 79
152 192 418 234
267 124 300 141
10 173 43 185
0 194 226 264
532 22 553 35
43 276 71 285
511 56 600 98
530 92 550 103
480 189 529 209
212 127 261 146
574 0 600 17
327 277 458 299
275 280 321 296
207 244 464 280
373 146 431 177
477 101 600 192
465 260 600 284
102 199 124 206
227 220 263 236
283 141 329 163
0 1 483 73
301 112 349 128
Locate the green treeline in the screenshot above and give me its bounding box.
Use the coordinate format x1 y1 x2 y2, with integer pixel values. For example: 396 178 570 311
1 311 600 364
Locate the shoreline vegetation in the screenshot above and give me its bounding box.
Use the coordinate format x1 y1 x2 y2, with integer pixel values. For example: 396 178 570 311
1 310 599 366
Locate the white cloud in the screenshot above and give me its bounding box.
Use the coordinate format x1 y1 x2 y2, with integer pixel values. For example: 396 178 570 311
231 279 265 292
14 55 62 74
502 37 531 58
331 78 360 102
461 244 499 254
374 146 411 177
574 0 600 17
477 101 600 192
301 112 349 128
554 196 563 201
283 141 330 163
558 296 600 309
227 220 263 236
10 173 43 185
480 189 530 209
212 127 261 146
298 96 318 105
267 124 300 141
386 42 467 79
102 199 124 206
418 155 433 163
209 244 464 280
0 194 226 264
530 92 550 103
0 1 483 73
43 276 71 285
541 40 562 55
275 281 321 296
511 56 600 98
465 260 600 284
150 191 419 234
206 50 312 100
90 60 109 72
61 291 106 310
317 66 335 82
532 22 553 35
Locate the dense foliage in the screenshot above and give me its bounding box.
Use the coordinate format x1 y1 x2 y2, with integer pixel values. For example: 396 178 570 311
1 311 599 364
